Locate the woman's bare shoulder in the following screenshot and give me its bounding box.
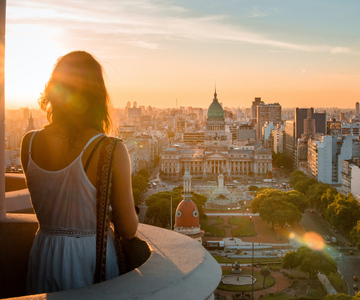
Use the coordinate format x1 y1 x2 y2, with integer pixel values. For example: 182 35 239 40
21 130 38 150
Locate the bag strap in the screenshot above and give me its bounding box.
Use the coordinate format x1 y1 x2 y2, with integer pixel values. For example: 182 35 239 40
94 137 118 284
84 136 107 173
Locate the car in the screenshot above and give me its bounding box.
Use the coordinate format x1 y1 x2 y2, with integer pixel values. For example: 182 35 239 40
310 210 315 213
353 284 358 290
339 253 344 259
350 250 354 255
354 276 358 281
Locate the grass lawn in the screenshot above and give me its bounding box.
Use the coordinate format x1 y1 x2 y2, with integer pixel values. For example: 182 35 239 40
261 279 327 300
214 256 282 264
229 217 256 237
327 272 347 294
217 268 275 292
201 217 225 237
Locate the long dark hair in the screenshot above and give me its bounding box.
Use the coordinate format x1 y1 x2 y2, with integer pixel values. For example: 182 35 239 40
39 51 112 141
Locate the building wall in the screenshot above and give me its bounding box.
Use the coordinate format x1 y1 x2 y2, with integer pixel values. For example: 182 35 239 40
351 165 360 201
309 135 360 184
256 103 281 144
160 147 272 179
284 120 295 164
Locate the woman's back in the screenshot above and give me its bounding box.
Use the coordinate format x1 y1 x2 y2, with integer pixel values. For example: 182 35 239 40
23 129 120 294
25 129 102 231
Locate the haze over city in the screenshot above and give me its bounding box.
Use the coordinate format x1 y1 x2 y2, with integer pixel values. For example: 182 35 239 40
5 0 360 109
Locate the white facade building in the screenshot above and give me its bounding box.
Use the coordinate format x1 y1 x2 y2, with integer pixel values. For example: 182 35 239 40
341 159 360 202
308 135 360 184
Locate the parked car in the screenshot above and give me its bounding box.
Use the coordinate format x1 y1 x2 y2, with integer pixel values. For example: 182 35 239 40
353 276 358 281
353 284 358 290
350 250 354 255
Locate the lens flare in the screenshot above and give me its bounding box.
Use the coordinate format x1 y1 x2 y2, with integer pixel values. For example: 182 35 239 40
303 232 325 251
289 231 325 251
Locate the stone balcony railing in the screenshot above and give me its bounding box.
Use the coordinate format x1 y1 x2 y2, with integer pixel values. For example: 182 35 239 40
0 176 222 300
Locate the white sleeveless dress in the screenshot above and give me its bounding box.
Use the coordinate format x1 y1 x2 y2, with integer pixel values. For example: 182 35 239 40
26 132 119 294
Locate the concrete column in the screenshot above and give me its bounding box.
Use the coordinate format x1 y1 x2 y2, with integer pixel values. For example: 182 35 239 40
0 1 6 220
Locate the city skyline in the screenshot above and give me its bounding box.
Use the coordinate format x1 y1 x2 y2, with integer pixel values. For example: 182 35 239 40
5 0 360 109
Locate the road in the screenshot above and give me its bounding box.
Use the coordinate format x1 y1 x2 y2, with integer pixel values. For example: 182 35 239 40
300 209 360 295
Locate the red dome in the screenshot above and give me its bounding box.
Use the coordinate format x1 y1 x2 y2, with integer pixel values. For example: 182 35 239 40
174 200 200 228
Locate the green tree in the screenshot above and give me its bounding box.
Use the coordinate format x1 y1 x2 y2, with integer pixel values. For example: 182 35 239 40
296 246 337 278
293 177 317 195
248 185 259 192
285 190 309 213
252 188 303 228
289 170 308 187
326 193 360 232
132 175 148 193
282 251 299 269
260 266 271 287
272 152 293 170
259 196 301 228
137 168 150 180
132 188 142 205
350 220 360 250
319 188 337 214
145 187 207 229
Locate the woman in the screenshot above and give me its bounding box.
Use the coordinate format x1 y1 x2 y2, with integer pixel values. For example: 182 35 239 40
21 51 138 294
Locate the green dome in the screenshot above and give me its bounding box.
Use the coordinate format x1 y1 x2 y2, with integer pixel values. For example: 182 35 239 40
207 90 224 120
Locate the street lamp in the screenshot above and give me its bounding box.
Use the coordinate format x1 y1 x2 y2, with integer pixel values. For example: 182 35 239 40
170 196 173 230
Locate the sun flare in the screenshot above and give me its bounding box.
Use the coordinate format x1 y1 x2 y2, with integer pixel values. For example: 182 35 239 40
5 23 63 108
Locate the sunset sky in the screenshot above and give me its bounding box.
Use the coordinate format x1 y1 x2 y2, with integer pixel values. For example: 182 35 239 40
5 0 360 109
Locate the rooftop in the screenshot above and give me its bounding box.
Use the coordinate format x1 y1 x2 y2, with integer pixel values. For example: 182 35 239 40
1 177 221 300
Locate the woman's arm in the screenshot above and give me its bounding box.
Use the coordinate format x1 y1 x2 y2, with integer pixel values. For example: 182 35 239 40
20 131 35 174
111 141 138 240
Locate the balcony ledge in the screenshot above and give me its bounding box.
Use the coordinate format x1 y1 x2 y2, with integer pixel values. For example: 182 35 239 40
3 219 221 300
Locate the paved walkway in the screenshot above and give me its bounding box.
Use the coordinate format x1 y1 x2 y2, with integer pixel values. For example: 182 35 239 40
206 213 259 216
215 266 292 300
317 272 337 295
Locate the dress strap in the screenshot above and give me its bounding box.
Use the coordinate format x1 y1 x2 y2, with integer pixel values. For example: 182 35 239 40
28 131 39 158
81 133 105 156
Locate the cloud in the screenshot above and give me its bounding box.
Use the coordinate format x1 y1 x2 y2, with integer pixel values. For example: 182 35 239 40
330 47 351 54
7 0 355 55
126 40 158 49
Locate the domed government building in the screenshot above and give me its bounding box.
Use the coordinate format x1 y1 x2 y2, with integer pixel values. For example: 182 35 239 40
160 90 272 180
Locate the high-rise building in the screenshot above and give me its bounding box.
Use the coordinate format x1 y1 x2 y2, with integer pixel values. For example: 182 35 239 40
251 97 263 120
356 102 359 115
327 119 341 135
341 123 360 136
295 108 326 140
256 103 281 144
23 107 30 120
284 120 296 166
308 135 360 184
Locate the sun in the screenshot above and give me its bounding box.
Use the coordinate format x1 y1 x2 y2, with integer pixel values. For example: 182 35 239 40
5 23 64 108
